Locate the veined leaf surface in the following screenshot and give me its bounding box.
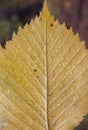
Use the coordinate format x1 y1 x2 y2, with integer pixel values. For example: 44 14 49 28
0 1 88 130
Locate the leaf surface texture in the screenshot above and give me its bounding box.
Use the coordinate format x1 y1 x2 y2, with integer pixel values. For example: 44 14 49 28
0 1 88 130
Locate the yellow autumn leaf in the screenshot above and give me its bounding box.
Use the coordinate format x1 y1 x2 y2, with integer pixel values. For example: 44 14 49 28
0 0 88 130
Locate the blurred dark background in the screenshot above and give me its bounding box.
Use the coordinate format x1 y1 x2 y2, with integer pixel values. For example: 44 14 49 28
0 0 88 129
49 0 88 48
0 0 43 47
0 0 88 48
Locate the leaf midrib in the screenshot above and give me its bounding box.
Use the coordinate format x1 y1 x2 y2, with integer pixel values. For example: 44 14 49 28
44 9 49 130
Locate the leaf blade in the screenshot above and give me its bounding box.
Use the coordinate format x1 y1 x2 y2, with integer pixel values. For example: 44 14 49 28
0 1 88 130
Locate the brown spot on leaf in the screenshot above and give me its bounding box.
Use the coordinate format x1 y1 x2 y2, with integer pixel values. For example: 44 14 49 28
50 23 53 26
34 69 37 72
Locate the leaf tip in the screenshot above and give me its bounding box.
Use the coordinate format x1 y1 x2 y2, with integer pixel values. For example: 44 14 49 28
43 0 48 7
41 0 49 14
